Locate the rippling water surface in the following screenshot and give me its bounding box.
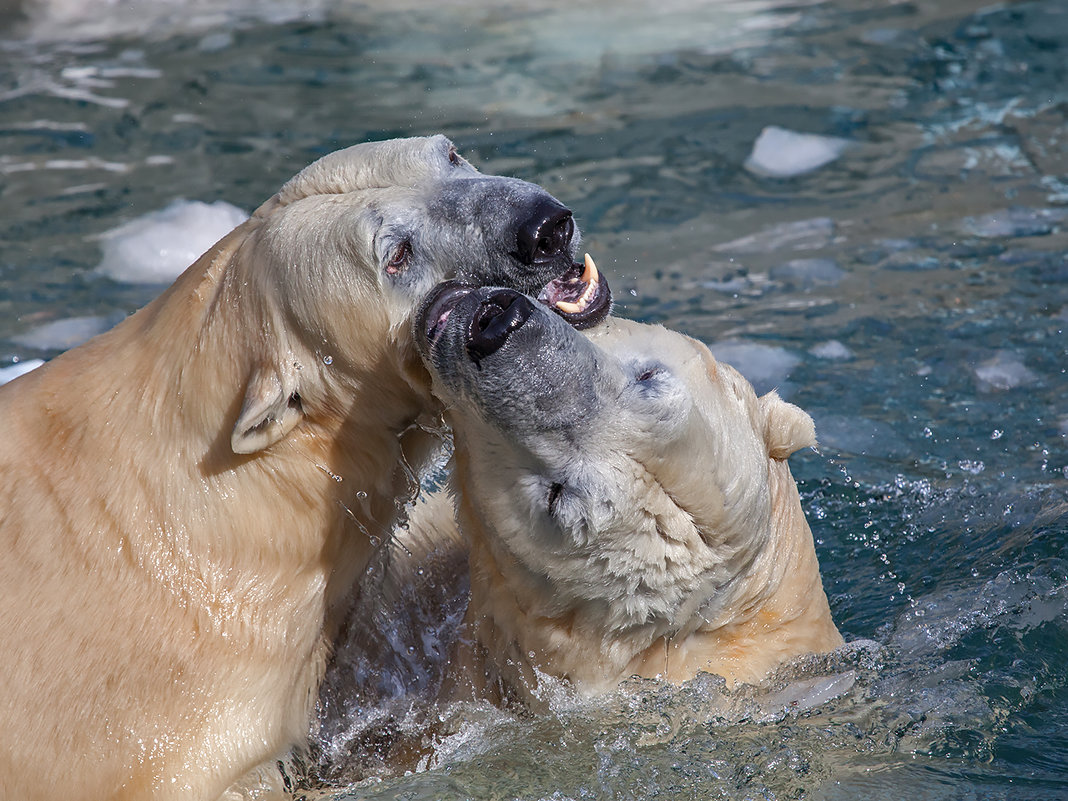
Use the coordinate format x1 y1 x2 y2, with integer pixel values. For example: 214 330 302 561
1 0 1066 798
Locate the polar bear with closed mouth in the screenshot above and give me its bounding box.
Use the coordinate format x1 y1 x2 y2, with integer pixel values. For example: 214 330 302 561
414 258 843 705
0 136 612 801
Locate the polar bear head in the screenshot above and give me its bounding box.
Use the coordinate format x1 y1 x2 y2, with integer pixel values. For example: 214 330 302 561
415 274 827 689
191 135 610 455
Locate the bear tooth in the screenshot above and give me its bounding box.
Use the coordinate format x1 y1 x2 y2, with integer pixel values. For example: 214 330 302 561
556 253 600 314
581 252 599 285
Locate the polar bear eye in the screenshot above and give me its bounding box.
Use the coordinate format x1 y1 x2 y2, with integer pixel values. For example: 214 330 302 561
634 365 666 384
385 240 413 275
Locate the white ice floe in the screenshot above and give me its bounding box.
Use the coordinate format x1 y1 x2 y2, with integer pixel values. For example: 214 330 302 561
0 359 45 386
809 340 853 360
96 199 248 285
11 314 121 351
710 341 800 395
744 126 852 178
973 350 1039 391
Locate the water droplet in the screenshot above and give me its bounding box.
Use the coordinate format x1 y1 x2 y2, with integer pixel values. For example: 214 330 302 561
356 490 368 500
922 426 933 438
323 355 333 365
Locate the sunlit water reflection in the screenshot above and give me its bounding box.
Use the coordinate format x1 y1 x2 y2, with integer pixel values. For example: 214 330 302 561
1 0 1066 798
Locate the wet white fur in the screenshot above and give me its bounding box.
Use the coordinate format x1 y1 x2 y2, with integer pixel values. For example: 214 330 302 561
425 318 843 704
0 135 528 800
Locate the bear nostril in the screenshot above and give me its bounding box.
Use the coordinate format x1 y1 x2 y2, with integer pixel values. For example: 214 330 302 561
466 290 535 364
514 199 573 266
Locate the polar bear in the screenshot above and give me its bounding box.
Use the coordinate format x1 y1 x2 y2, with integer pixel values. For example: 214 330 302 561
414 263 842 705
0 136 611 801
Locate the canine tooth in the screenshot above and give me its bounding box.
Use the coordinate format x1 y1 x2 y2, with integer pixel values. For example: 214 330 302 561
556 254 600 314
581 253 599 285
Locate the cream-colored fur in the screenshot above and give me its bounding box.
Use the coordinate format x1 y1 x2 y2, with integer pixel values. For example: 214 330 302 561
418 310 843 706
0 135 585 800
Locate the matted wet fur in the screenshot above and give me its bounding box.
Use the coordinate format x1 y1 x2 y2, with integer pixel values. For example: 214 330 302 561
0 136 605 801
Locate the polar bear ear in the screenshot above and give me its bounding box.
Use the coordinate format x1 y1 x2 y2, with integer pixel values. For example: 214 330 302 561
759 391 816 460
231 368 304 455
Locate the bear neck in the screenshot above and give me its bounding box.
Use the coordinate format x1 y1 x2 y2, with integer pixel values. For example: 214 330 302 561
627 458 844 686
8 220 441 640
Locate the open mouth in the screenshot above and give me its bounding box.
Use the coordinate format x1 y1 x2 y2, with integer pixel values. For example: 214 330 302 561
421 253 612 347
537 253 612 330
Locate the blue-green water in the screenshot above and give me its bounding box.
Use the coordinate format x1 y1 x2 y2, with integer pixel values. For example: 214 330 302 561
1 0 1066 798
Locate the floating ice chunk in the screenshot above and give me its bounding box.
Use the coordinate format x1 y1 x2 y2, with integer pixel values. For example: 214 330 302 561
96 199 248 284
0 360 44 385
12 314 122 351
770 257 846 288
744 126 852 179
809 340 853 360
710 341 800 395
973 350 1039 391
713 217 835 254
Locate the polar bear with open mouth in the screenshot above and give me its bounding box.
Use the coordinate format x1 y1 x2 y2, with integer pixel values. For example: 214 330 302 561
414 258 842 705
0 136 611 801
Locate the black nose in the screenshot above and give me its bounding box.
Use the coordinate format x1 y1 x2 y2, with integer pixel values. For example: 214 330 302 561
514 198 574 266
466 289 535 364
